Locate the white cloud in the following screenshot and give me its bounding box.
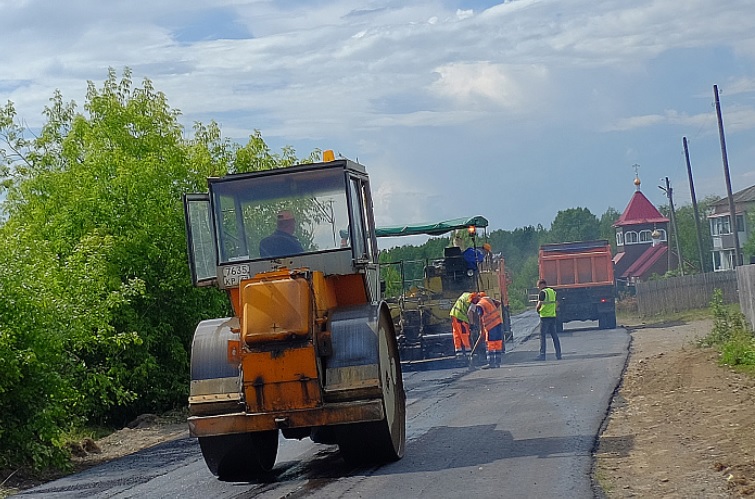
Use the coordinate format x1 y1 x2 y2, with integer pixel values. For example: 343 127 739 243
608 107 755 133
3 0 755 229
455 9 474 20
724 77 755 96
430 61 549 113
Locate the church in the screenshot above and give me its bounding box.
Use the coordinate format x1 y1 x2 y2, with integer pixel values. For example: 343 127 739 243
612 175 678 287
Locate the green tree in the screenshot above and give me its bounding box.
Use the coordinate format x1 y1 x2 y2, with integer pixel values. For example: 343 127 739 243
548 207 600 243
0 68 315 469
487 225 546 308
745 210 755 265
660 195 717 274
599 207 621 252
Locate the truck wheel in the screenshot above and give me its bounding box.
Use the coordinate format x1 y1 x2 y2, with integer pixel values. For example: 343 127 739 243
601 312 617 329
199 430 278 480
337 309 406 464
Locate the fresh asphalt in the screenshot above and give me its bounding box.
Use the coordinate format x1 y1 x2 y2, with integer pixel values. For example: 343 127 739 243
19 309 629 498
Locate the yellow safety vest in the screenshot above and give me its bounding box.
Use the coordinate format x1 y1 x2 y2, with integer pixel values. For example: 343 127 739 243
539 287 557 318
450 292 472 322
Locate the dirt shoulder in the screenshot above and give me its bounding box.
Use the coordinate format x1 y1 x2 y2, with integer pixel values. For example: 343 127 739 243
1 415 189 496
595 318 755 497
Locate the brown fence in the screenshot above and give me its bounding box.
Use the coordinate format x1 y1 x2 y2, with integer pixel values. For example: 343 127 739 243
636 271 738 316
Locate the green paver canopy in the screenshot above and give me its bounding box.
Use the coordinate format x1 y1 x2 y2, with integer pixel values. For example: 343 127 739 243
375 216 488 237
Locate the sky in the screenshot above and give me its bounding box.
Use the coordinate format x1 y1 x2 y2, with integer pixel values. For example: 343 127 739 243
2 0 755 246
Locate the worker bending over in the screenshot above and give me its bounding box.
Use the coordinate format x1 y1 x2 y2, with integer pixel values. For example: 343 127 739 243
450 292 474 360
470 293 505 369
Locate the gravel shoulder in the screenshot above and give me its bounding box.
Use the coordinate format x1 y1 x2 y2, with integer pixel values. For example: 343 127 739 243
594 318 755 498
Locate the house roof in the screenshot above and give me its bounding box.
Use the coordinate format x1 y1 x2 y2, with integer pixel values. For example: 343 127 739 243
620 243 668 279
613 189 669 227
711 184 755 209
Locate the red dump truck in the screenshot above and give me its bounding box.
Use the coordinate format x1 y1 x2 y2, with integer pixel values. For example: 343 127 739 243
538 239 616 331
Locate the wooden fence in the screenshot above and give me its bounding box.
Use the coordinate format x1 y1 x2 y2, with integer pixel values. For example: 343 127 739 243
737 265 755 330
636 271 738 316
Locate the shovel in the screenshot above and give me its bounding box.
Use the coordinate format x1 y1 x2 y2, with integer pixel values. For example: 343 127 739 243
467 326 485 371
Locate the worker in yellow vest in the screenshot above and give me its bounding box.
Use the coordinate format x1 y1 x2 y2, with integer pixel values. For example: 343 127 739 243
450 292 474 359
536 279 562 360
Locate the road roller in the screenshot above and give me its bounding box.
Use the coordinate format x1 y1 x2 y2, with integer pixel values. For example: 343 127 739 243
182 151 405 479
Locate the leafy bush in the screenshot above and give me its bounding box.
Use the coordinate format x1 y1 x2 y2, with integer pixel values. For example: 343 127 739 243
699 289 750 347
699 289 755 367
720 330 755 366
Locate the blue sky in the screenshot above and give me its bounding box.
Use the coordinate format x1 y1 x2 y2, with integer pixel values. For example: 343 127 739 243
2 0 755 244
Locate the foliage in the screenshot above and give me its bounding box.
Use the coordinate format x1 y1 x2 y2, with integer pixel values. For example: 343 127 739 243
699 289 749 346
379 261 404 297
379 237 452 295
0 235 79 470
659 196 718 274
546 207 600 244
698 289 755 367
488 225 545 306
719 330 755 366
599 207 621 252
744 209 755 264
0 68 313 470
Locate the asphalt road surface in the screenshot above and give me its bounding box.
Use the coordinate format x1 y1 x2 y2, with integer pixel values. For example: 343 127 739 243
19 310 629 499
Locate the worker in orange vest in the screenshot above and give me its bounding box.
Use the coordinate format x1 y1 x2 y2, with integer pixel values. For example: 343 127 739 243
470 293 505 368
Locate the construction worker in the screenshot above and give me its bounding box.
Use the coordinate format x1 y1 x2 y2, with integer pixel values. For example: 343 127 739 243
462 243 491 272
259 210 304 258
450 292 474 359
470 293 505 368
536 278 562 360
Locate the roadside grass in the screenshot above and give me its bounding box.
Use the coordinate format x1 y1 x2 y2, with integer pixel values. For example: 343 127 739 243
700 289 755 372
593 466 614 496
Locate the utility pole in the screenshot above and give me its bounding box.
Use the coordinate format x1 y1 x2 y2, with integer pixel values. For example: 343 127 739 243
659 177 684 275
683 137 706 273
714 84 741 268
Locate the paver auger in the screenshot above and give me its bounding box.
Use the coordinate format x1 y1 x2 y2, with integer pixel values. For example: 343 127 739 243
182 152 405 479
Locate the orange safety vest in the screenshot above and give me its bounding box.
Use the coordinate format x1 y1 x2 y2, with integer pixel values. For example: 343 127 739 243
477 297 502 331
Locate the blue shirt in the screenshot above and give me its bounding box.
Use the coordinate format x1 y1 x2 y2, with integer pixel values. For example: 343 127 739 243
259 230 304 258
462 248 485 270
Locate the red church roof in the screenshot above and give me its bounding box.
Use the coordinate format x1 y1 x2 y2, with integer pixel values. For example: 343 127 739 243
613 190 669 227
620 243 668 279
